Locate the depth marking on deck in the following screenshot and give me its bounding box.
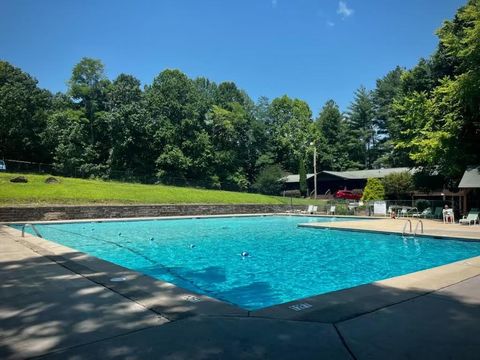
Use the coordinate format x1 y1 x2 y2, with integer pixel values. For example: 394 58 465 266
183 295 202 302
288 303 312 311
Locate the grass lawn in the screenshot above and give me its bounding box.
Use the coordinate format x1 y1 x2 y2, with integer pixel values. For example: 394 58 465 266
1 173 327 206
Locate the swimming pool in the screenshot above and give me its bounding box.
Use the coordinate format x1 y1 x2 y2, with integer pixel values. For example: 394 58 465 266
16 216 480 310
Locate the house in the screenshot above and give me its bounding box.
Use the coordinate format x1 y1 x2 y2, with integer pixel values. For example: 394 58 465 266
280 173 315 193
458 166 480 211
310 168 413 195
280 167 412 196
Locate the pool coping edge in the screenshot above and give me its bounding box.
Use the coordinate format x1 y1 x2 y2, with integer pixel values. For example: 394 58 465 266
2 216 480 324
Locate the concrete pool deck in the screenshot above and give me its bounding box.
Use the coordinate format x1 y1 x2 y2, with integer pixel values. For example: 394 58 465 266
1 220 480 359
299 217 480 240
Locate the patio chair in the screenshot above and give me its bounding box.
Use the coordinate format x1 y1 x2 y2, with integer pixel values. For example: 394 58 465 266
303 205 314 214
311 206 318 214
327 205 336 215
443 209 455 224
399 208 408 218
433 207 443 219
413 207 432 218
459 209 479 225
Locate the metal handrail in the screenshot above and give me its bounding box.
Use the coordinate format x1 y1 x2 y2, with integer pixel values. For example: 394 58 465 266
402 219 412 236
21 223 43 238
414 220 424 236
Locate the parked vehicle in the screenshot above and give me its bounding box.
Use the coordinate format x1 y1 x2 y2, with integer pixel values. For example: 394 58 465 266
334 189 362 200
0 160 6 171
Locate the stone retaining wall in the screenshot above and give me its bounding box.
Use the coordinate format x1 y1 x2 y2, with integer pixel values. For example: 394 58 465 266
0 204 305 222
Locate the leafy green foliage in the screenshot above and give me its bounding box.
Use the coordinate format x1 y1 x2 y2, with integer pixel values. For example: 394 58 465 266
269 95 316 172
252 164 285 195
315 100 355 170
347 86 376 168
0 61 51 162
361 178 385 201
382 171 414 199
2 1 479 195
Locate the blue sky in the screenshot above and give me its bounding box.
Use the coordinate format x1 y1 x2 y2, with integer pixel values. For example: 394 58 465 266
0 0 466 114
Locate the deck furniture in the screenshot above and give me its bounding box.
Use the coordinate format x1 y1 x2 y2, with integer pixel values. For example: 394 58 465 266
443 209 455 223
459 209 479 225
412 207 433 219
433 207 443 219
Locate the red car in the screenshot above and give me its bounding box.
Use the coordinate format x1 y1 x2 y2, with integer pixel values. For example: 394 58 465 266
334 190 362 200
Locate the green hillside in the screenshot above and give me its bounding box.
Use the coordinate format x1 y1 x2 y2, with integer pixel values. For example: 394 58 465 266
0 173 323 206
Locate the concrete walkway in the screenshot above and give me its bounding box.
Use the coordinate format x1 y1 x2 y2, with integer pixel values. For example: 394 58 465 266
1 226 480 359
300 218 480 240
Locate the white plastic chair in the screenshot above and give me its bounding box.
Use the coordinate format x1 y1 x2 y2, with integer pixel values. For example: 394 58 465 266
443 209 454 223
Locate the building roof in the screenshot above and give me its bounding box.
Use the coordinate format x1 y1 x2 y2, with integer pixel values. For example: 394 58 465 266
321 167 413 180
281 174 315 183
458 166 480 188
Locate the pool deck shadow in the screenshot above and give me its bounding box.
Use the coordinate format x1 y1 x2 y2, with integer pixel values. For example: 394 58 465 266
1 223 480 359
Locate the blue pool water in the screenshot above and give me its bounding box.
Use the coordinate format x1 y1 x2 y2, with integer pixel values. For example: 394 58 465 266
15 216 480 310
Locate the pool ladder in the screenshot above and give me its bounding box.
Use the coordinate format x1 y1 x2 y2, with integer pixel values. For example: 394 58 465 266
402 219 424 236
21 223 43 238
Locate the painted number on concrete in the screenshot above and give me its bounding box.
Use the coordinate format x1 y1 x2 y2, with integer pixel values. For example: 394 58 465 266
183 295 202 303
288 303 312 311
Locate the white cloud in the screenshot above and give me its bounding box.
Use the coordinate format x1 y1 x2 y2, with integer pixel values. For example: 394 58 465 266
271 0 278 8
326 20 335 27
337 1 354 18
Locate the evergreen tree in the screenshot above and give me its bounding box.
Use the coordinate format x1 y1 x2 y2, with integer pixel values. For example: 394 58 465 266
347 86 376 168
298 157 307 197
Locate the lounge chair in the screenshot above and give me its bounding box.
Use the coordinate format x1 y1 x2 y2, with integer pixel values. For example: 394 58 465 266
311 206 318 214
399 208 409 218
327 205 336 215
302 205 314 214
413 207 432 218
459 209 479 225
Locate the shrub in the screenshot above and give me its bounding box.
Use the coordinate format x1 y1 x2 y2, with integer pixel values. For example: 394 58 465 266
252 164 285 195
361 178 385 201
382 171 414 199
415 199 430 212
334 203 352 215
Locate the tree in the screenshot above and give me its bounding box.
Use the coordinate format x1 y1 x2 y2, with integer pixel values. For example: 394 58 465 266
387 0 480 179
361 178 385 201
372 67 405 167
298 157 307 197
315 100 355 171
68 57 109 119
42 109 90 175
401 59 436 94
146 69 213 182
0 61 51 162
105 74 155 179
347 86 376 168
269 95 317 172
215 82 246 108
252 164 285 195
206 103 251 189
382 171 414 199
